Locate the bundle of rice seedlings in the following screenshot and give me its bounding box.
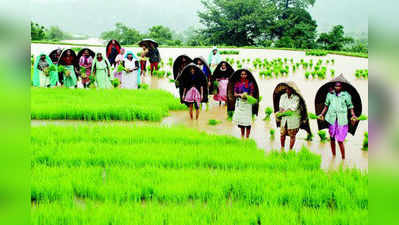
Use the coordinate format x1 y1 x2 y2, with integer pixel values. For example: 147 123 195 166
318 130 328 143
65 70 71 77
263 107 273 121
117 64 126 73
353 115 368 121
276 110 298 118
57 65 65 73
362 132 368 151
243 93 258 105
169 79 175 83
305 72 311 79
80 67 87 78
112 79 120 88
270 129 275 139
308 113 319 120
227 111 234 121
138 84 149 90
48 65 57 72
330 69 335 77
208 119 222 126
305 133 314 141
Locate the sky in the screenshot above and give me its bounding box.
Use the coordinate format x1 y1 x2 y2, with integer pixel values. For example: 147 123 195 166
30 0 369 37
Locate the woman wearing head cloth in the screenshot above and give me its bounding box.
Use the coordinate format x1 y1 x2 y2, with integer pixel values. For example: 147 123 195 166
79 49 94 88
318 81 358 159
107 40 120 67
61 50 78 88
208 47 222 73
91 52 112 89
121 51 140 89
32 53 58 87
113 48 126 86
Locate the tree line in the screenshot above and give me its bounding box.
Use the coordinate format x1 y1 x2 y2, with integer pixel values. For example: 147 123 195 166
31 0 367 53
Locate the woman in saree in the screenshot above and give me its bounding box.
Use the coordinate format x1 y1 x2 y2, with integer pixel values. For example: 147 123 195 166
232 70 256 139
113 48 126 85
79 49 94 88
212 62 234 105
121 51 140 89
179 64 208 120
107 40 121 67
60 50 78 88
91 52 112 89
208 47 222 73
32 53 58 87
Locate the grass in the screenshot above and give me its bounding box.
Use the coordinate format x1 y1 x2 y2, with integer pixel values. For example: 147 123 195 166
31 125 368 225
306 50 328 56
318 130 328 143
31 88 186 121
208 119 222 125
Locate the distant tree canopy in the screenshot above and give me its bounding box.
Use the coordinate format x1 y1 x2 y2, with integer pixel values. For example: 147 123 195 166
31 22 80 41
198 0 318 48
100 23 142 45
317 25 354 51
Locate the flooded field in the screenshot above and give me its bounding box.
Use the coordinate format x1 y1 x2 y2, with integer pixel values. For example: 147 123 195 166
31 43 368 170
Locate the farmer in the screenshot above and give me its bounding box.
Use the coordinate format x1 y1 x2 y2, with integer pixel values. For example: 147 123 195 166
213 62 231 105
113 48 126 85
278 85 301 150
107 40 120 67
182 66 205 120
139 45 149 78
79 49 93 88
148 42 161 76
121 51 140 89
318 82 357 159
232 70 255 139
32 53 57 87
61 50 78 88
91 53 112 89
208 47 221 72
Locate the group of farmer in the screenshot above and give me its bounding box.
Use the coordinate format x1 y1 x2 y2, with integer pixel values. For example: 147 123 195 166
175 48 363 160
32 39 160 89
32 41 363 160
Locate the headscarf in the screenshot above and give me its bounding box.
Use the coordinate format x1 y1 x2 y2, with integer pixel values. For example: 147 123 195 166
124 50 141 85
208 46 222 65
91 52 111 75
32 53 54 87
124 50 138 60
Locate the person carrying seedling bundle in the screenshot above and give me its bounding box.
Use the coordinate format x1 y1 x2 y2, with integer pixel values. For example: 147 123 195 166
232 70 256 139
317 77 360 160
139 46 149 78
113 48 126 86
91 53 112 89
148 42 161 76
121 51 140 89
179 64 208 120
32 53 58 87
59 49 78 88
212 62 234 105
277 85 301 150
208 47 222 73
79 49 93 88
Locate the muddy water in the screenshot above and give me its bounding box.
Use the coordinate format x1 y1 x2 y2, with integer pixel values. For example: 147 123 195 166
31 44 368 171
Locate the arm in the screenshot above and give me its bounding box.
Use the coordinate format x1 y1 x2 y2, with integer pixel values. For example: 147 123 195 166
318 94 330 120
182 88 187 99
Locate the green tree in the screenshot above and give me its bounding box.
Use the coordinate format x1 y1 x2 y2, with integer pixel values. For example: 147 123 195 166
273 8 317 48
31 22 46 40
46 26 65 41
146 25 173 45
101 23 142 45
317 25 354 51
198 0 277 46
272 0 315 9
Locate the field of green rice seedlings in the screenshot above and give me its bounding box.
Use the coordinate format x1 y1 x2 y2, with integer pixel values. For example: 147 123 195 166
31 125 368 225
31 88 186 121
